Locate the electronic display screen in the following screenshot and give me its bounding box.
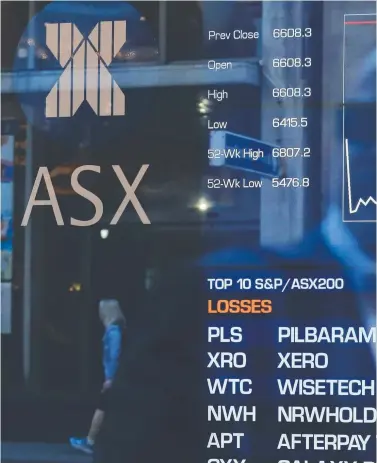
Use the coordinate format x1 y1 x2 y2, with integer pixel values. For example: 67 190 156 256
1 2 376 463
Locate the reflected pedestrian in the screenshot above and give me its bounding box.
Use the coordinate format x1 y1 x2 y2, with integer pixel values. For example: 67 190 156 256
70 299 125 455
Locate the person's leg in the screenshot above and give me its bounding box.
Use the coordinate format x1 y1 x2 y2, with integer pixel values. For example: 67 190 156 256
70 391 107 454
87 409 105 444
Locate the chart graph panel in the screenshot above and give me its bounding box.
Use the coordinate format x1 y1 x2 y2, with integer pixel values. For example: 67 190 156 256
343 14 377 222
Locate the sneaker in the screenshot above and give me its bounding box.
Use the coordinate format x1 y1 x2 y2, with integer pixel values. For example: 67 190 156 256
69 437 94 455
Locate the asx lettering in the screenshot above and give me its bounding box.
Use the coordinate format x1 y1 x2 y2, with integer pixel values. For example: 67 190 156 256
21 165 150 226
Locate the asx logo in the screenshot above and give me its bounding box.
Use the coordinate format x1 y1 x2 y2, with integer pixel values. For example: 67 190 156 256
21 165 150 226
45 21 126 118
